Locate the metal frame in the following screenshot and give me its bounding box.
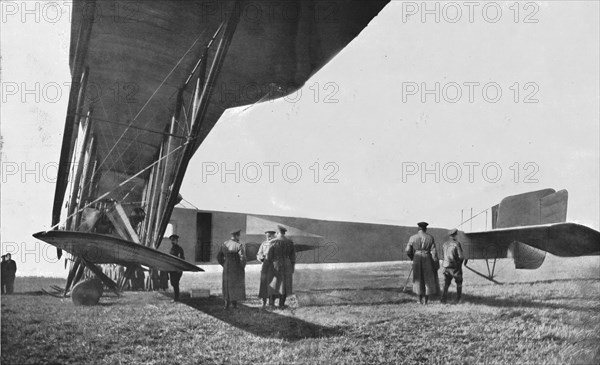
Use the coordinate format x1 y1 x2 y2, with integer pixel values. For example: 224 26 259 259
464 259 502 284
155 2 243 249
53 0 243 295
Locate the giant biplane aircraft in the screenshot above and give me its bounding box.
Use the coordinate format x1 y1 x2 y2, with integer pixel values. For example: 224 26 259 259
33 0 599 296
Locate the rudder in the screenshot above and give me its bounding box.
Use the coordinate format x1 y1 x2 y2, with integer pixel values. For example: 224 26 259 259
494 189 568 269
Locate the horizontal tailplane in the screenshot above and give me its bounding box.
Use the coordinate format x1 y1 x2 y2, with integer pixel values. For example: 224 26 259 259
467 222 600 258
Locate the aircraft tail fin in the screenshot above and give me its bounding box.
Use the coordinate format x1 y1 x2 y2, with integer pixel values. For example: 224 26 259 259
493 188 568 229
491 189 568 269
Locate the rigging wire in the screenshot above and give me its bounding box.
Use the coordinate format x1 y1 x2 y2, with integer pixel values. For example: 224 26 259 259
180 197 202 211
455 207 491 230
71 113 186 139
47 142 189 233
59 22 235 235
238 83 288 114
89 28 209 183
94 23 227 195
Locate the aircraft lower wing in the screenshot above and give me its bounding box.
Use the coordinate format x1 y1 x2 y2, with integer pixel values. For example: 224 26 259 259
33 231 203 272
464 222 600 257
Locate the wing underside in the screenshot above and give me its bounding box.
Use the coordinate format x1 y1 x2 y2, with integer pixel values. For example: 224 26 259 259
53 0 390 246
33 231 203 272
464 222 600 258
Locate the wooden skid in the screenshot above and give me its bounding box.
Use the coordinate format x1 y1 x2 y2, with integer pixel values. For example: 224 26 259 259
42 288 67 298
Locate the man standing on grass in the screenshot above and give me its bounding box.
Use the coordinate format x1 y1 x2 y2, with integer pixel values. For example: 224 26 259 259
267 225 296 309
441 228 465 304
168 234 185 301
1 254 7 294
406 222 439 305
2 253 17 294
217 229 247 310
257 230 276 309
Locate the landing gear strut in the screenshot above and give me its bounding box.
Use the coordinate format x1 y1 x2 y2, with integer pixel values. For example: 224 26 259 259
464 258 502 284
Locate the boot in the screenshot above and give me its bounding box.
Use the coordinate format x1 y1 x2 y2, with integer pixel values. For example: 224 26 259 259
455 287 462 304
441 285 449 303
424 295 429 305
279 295 287 309
173 284 180 301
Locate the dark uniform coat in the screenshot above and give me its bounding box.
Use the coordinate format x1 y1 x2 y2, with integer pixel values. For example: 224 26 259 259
256 239 274 299
2 258 17 294
169 243 185 297
406 231 439 295
217 239 247 301
442 239 464 285
267 236 296 296
1 257 7 294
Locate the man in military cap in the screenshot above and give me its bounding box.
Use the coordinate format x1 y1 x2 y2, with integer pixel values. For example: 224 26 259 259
441 228 465 303
168 234 185 301
267 225 296 309
217 229 247 309
406 222 439 304
1 254 7 294
256 230 276 308
2 253 17 294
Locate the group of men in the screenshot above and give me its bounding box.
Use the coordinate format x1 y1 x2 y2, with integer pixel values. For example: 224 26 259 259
406 222 465 304
216 224 295 310
1 253 17 294
166 221 461 307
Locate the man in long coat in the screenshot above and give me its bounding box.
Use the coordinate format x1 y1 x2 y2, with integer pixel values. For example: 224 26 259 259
2 253 17 294
256 230 276 308
406 222 439 304
1 254 7 294
217 229 247 309
267 225 296 309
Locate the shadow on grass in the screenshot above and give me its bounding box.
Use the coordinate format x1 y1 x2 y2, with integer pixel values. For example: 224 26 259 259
174 295 344 341
499 278 599 286
296 287 418 307
2 291 45 297
461 292 597 312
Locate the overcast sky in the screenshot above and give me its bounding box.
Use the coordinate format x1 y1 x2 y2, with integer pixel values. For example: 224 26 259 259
2 1 599 276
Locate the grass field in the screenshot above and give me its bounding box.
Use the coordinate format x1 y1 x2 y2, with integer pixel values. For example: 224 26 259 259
2 256 599 364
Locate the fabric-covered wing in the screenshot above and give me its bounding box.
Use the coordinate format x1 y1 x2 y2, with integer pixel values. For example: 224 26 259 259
464 223 600 257
33 231 203 272
52 0 390 239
